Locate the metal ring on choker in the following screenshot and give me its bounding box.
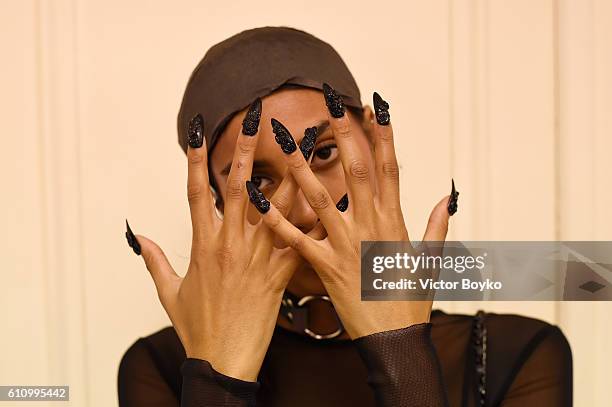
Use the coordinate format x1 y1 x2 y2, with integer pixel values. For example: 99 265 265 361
280 292 345 340
298 295 344 340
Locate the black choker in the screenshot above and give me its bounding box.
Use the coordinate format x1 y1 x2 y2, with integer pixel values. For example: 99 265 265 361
279 291 345 340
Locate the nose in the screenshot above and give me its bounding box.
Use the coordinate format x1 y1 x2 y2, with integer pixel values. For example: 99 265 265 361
286 189 319 234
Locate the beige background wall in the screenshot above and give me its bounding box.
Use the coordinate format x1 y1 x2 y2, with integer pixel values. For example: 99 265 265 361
1 0 610 405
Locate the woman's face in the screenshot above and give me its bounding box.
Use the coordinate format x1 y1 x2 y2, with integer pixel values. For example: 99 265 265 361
209 87 376 295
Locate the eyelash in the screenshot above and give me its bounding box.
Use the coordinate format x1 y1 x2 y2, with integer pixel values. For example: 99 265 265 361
251 174 273 190
311 141 338 164
249 141 338 189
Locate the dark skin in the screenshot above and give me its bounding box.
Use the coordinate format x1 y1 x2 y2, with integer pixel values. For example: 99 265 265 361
134 86 450 381
209 88 378 337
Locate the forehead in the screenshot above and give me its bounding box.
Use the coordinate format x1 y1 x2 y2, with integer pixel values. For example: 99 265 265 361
211 87 328 166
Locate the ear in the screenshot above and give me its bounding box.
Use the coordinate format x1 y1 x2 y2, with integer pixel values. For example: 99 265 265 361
361 105 376 146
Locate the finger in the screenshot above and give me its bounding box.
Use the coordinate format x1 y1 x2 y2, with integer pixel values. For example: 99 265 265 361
222 98 262 241
186 113 215 243
307 222 327 240
253 171 300 259
372 91 402 211
420 195 452 281
270 172 299 218
270 118 346 245
245 184 330 270
322 83 375 218
253 128 319 256
271 126 318 217
264 205 330 270
125 220 181 306
265 221 327 283
422 195 451 249
261 217 329 263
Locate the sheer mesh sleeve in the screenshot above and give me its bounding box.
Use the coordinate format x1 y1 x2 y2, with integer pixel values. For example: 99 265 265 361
353 322 449 407
118 314 573 407
496 325 573 407
118 337 260 407
180 358 260 406
118 338 180 407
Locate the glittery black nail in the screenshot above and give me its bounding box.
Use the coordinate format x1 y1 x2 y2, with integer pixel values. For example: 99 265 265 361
242 98 262 136
246 180 270 214
336 193 349 212
271 118 297 154
299 126 318 160
373 91 391 125
187 113 204 148
322 83 345 118
447 179 459 216
125 219 141 256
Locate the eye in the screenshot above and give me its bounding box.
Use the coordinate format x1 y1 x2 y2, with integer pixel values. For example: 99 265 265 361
311 143 339 167
251 175 273 190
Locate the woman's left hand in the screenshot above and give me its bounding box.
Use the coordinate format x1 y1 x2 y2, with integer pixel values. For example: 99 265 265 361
247 86 456 339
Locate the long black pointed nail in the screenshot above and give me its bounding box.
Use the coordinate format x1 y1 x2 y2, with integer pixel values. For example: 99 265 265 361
125 219 141 255
271 118 297 154
447 179 459 216
187 113 204 148
246 180 270 214
323 83 345 118
336 193 349 212
242 97 262 136
373 92 391 125
299 126 318 160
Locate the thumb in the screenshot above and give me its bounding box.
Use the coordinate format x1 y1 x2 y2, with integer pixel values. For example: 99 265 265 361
125 220 181 306
422 195 451 243
420 196 452 279
423 179 459 242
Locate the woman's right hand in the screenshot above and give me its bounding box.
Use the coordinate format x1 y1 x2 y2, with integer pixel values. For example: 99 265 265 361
125 101 308 382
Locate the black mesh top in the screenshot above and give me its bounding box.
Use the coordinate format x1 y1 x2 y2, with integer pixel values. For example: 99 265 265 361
118 310 572 407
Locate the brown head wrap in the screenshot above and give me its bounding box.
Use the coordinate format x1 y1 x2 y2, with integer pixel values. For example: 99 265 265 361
177 26 363 155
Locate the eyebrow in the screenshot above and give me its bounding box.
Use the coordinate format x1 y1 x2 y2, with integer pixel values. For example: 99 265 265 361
219 120 331 176
313 120 330 136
